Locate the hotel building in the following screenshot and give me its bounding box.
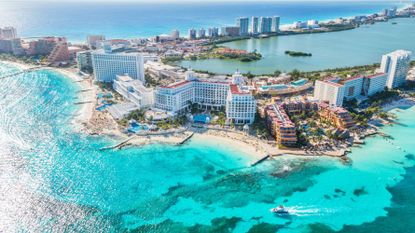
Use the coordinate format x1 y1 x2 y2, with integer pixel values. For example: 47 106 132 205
27 37 66 56
363 73 388 96
76 51 93 72
236 17 250 36
48 43 70 63
314 72 389 107
113 75 154 109
0 38 24 56
264 99 354 147
221 26 240 37
87 35 105 49
226 84 257 125
0 27 17 39
264 104 297 146
314 79 345 107
91 46 145 82
380 50 412 89
154 70 256 124
319 103 355 130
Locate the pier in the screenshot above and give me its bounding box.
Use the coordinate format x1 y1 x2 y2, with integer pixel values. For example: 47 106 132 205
100 136 137 151
176 132 194 145
250 154 270 167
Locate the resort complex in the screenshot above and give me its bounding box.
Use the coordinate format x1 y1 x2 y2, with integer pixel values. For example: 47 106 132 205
0 3 414 153
154 70 257 125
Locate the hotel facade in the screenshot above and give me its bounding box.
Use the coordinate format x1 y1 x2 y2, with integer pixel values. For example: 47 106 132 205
264 99 354 147
91 47 145 83
380 50 412 89
113 75 154 109
154 71 257 124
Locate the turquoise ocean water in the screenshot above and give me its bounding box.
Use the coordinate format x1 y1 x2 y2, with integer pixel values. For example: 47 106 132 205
0 1 404 42
1 62 415 232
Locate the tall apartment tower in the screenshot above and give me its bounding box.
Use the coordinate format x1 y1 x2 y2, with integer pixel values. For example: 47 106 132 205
188 28 197 40
380 50 412 89
251 17 259 34
236 17 250 36
272 16 280 33
259 17 272 33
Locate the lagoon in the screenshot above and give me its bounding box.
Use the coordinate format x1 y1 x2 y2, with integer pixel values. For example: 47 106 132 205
178 17 415 75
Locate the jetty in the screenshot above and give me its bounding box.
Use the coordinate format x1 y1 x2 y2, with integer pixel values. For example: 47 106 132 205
74 101 93 105
100 136 137 151
176 132 194 145
250 154 270 167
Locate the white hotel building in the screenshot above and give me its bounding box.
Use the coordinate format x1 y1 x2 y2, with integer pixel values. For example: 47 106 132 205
314 50 411 107
314 73 388 107
91 46 145 83
226 84 257 124
314 79 345 107
363 73 388 96
113 75 154 109
154 70 257 124
380 50 412 89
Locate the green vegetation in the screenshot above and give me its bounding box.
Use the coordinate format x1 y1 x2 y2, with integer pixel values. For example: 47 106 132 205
189 50 262 62
156 116 187 130
126 109 146 122
346 89 400 125
203 36 251 46
161 57 183 64
144 73 161 87
285 50 312 57
251 113 270 139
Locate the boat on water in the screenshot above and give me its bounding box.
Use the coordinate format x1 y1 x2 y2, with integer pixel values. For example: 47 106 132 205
270 205 289 215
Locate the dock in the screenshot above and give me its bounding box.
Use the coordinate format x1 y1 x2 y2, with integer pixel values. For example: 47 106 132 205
250 154 270 167
176 132 194 145
74 100 93 105
100 136 137 151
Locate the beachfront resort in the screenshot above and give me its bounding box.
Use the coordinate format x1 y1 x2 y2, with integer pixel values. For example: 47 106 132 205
1 3 415 158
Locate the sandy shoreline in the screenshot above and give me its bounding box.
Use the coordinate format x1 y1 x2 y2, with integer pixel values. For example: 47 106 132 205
0 59 369 161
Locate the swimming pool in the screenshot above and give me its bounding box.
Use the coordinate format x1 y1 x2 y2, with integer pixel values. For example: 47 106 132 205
291 78 307 86
260 84 288 91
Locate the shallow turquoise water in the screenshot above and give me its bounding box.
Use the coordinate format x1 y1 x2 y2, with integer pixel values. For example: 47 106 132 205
1 63 415 232
179 17 415 74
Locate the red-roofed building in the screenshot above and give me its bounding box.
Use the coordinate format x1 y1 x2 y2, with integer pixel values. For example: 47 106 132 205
155 70 257 124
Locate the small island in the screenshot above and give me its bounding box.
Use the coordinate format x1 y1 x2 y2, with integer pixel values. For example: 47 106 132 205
285 50 312 57
188 47 262 62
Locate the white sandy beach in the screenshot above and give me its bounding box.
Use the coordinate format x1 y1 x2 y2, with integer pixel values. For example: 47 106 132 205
51 68 97 131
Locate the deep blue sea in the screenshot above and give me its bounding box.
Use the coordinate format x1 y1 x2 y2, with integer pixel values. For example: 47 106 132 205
0 1 405 42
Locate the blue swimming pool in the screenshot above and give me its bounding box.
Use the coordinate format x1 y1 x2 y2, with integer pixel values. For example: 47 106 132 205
128 122 149 133
260 84 288 91
290 78 307 86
